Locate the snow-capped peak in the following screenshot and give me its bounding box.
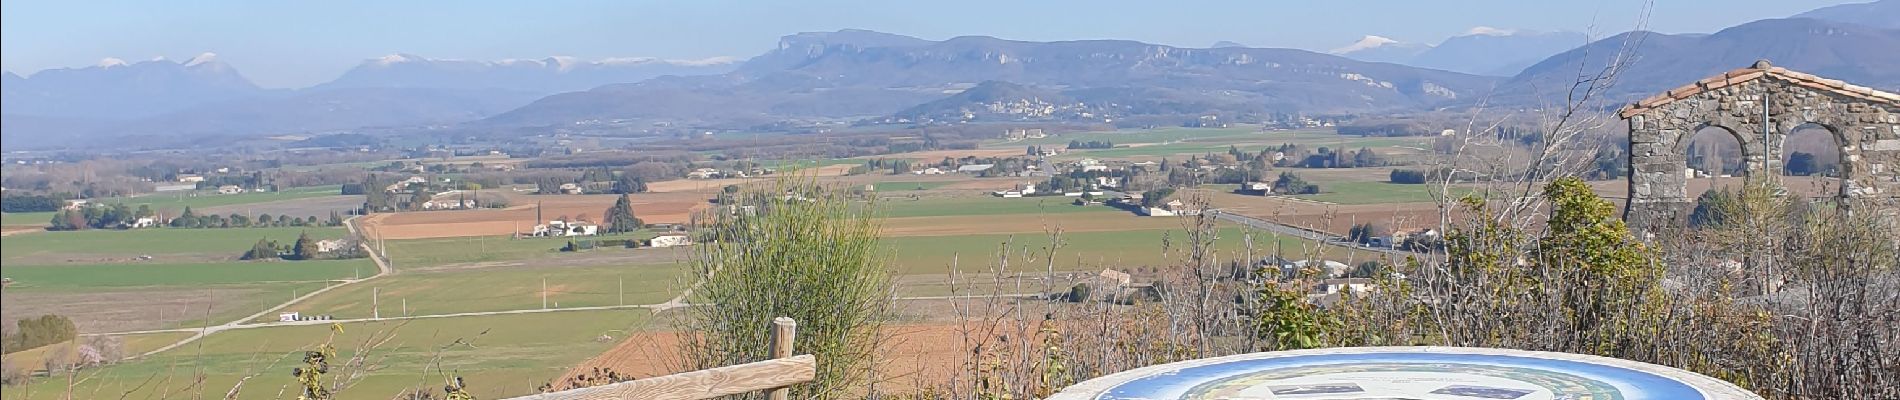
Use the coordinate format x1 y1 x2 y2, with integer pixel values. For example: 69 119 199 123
184 52 220 67
598 57 660 66
496 58 546 67
96 58 129 68
373 54 417 66
1463 26 1517 36
544 56 581 71
1330 35 1402 54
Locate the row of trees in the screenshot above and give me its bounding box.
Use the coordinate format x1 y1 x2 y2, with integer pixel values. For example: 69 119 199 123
163 207 343 229
0 193 67 212
1067 140 1114 149
1388 168 1453 184
46 203 156 230
853 159 915 176
0 315 76 355
242 231 337 261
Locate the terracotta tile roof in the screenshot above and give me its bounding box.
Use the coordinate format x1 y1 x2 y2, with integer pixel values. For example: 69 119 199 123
1618 60 1900 119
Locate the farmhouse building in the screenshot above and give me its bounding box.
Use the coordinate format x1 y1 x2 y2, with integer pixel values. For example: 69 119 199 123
956 164 995 173
534 220 599 237
687 168 722 179
648 234 692 248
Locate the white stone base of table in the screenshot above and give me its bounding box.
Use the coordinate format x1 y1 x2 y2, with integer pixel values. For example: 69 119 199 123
1048 346 1761 400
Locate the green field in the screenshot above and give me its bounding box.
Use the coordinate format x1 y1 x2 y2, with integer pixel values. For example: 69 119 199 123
1 211 54 226
1 226 349 263
94 185 345 211
884 225 1370 275
278 160 385 172
879 197 1118 219
386 232 660 270
276 263 687 320
997 126 1275 147
0 259 371 289
6 310 654 400
763 158 864 171
870 181 954 192
1293 181 1462 205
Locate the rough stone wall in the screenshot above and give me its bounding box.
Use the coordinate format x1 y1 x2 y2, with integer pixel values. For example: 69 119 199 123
1625 77 1900 234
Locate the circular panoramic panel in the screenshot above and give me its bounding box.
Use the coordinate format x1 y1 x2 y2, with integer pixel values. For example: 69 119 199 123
1049 347 1762 400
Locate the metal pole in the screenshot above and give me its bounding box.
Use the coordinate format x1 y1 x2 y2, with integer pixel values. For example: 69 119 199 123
373 287 380 319
1764 88 1774 178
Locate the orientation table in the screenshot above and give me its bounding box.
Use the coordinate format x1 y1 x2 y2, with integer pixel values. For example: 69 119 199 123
1048 346 1762 400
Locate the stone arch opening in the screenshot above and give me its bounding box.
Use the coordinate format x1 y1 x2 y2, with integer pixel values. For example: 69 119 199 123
1680 125 1749 198
1682 125 1748 178
1779 122 1845 198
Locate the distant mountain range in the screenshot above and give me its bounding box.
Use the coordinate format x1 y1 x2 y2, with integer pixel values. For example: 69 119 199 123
0 53 735 149
4 1 1898 150
315 54 738 94
1332 28 1588 76
490 29 1494 127
2 53 264 119
1795 0 1900 29
1496 17 1900 107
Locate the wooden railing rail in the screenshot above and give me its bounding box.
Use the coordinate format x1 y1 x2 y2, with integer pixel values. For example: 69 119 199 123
509 317 811 400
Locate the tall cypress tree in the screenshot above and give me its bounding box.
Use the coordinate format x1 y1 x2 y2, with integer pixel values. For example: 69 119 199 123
292 231 318 260
605 194 643 234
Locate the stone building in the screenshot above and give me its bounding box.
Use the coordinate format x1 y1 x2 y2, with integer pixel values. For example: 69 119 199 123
1619 60 1900 235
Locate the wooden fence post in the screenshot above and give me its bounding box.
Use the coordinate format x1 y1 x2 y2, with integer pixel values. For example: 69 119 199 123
769 317 797 400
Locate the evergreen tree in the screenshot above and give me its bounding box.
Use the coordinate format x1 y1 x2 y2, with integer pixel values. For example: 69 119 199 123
244 238 278 260
292 231 318 260
328 210 344 226
172 206 197 228
605 194 643 234
362 174 389 212
49 211 76 231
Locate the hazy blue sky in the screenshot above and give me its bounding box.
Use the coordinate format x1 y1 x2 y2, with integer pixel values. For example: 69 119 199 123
1 0 1864 88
